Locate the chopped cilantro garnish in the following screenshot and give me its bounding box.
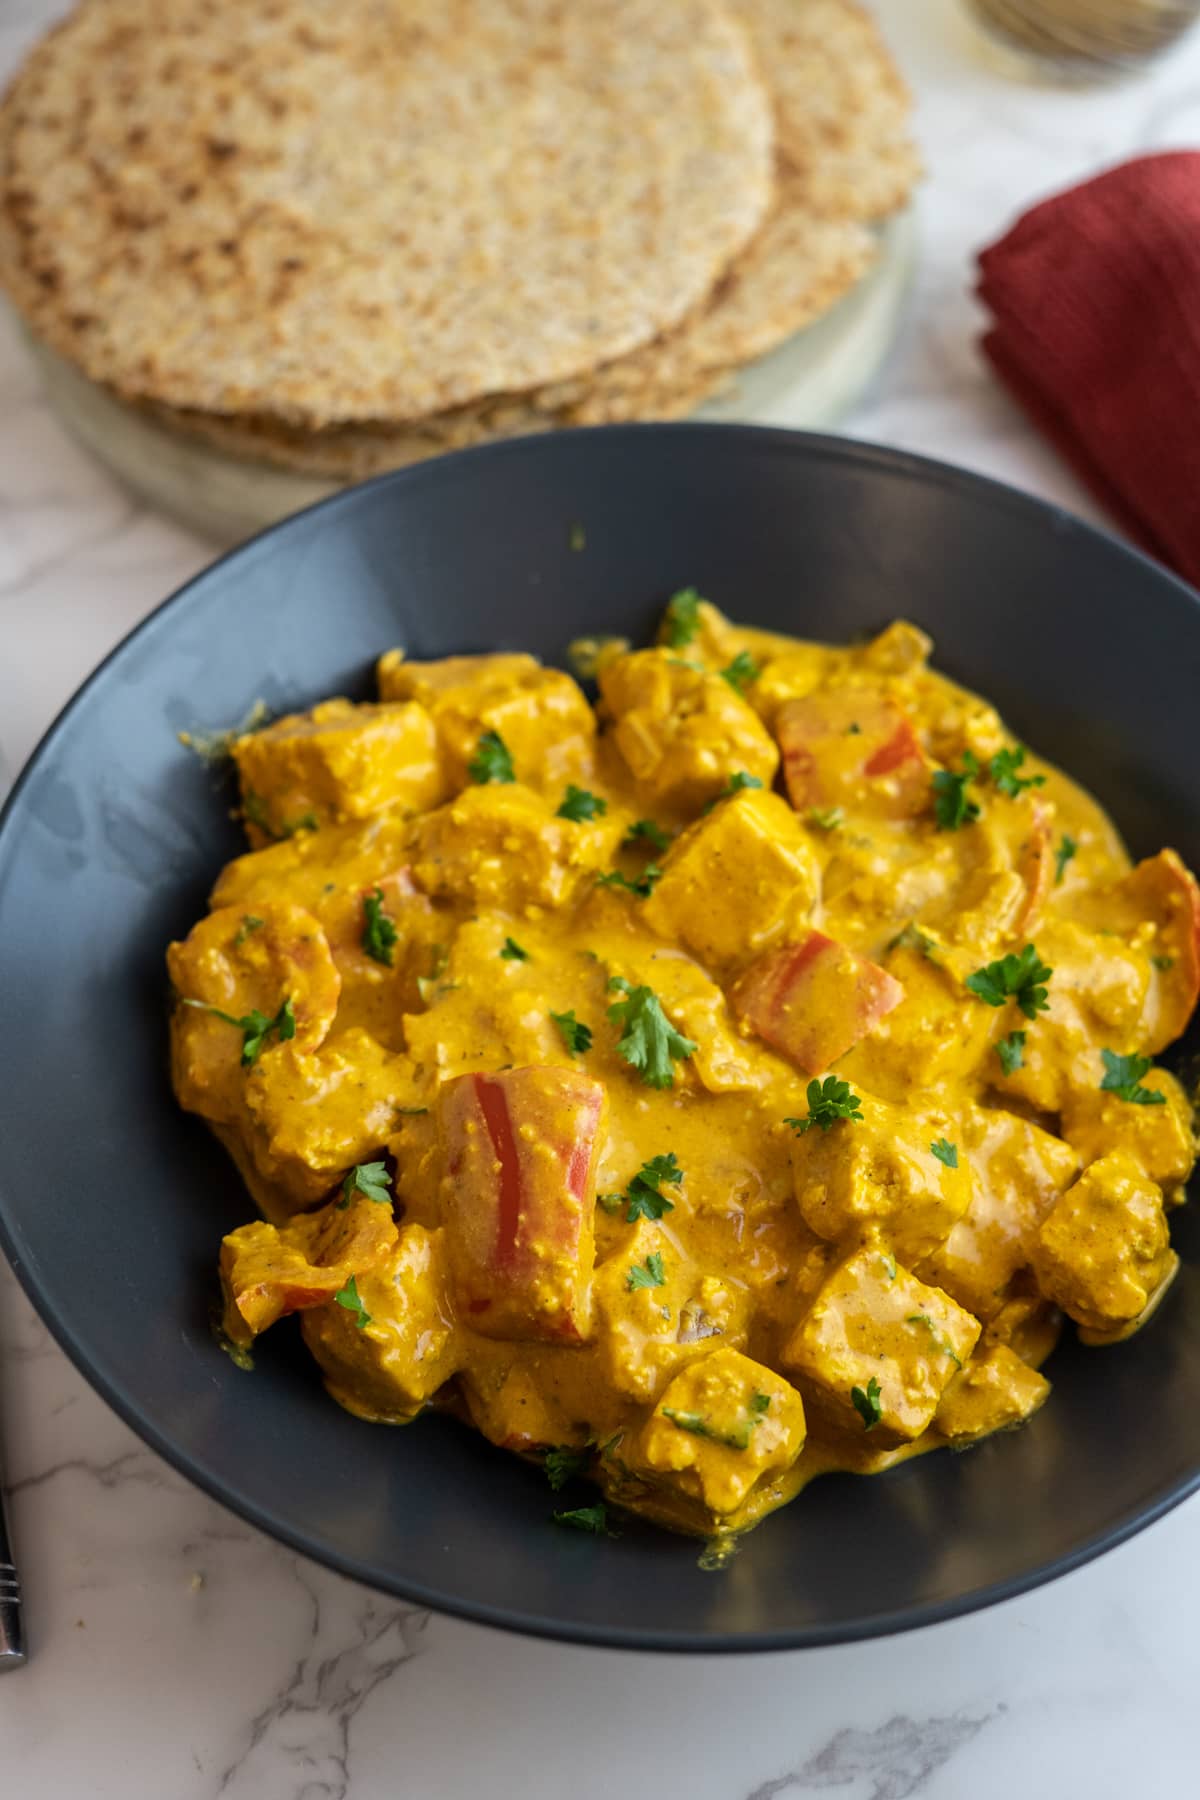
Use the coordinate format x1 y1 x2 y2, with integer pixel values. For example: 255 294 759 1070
619 1153 683 1223
233 914 264 947
607 979 697 1088
361 887 398 967
704 770 764 813
596 864 663 899
1053 835 1077 886
596 1191 625 1214
182 993 295 1066
333 1274 371 1330
663 587 703 648
557 785 607 822
627 1251 666 1292
551 1010 593 1056
995 1030 1027 1076
416 943 450 1004
624 818 671 852
1099 1048 1166 1106
785 1075 863 1135
500 936 530 961
882 1253 898 1282
931 752 981 831
989 746 1046 798
720 650 761 694
543 1445 591 1491
662 1406 761 1452
807 807 844 831
929 1137 958 1169
553 1504 615 1535
339 1161 392 1208
468 729 515 785
906 1313 963 1368
1152 953 1175 972
887 922 936 959
851 1376 883 1430
966 944 1052 1019
179 698 272 767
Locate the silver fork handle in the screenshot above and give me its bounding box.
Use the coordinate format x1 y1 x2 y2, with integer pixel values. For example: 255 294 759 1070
0 1489 25 1668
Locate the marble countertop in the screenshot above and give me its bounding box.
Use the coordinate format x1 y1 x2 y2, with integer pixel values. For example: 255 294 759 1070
3 1 1200 1792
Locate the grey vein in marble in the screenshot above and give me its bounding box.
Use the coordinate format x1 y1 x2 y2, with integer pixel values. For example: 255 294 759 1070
745 1708 1001 1800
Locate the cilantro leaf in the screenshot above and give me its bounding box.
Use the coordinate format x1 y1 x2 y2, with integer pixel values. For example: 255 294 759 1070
906 1313 963 1368
887 922 936 959
720 650 761 694
931 752 981 831
361 887 398 967
989 746 1046 798
995 1030 1027 1076
1152 953 1175 971
339 1161 392 1208
1054 834 1078 886
557 785 607 822
807 807 844 831
543 1445 591 1491
553 1504 615 1535
596 864 663 899
596 1191 625 1214
662 1408 758 1452
929 1137 959 1169
468 729 515 785
233 914 264 948
785 1075 863 1135
619 1152 684 1223
704 770 764 813
183 993 295 1066
851 1376 882 1430
624 818 671 852
1099 1048 1166 1106
551 1010 593 1056
662 587 703 648
500 936 530 961
607 979 696 1088
333 1274 371 1330
965 944 1053 1019
627 1251 666 1292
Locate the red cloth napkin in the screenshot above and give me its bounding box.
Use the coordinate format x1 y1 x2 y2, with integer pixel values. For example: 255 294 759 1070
977 151 1200 588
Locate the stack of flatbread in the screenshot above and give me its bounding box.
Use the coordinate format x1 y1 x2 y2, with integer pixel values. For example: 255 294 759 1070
0 0 919 482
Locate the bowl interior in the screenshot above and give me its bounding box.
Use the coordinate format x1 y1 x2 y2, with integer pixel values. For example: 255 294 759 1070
2 424 1199 1650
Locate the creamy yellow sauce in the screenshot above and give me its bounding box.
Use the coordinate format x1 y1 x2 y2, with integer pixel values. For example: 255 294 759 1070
168 602 1199 1541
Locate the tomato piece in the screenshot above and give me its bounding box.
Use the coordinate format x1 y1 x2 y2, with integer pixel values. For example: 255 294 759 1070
731 930 905 1074
438 1066 606 1343
776 691 931 820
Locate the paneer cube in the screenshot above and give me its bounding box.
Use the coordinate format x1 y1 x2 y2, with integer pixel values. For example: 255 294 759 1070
437 1066 605 1343
643 789 819 971
983 1291 1063 1367
168 901 341 1130
598 648 778 810
240 1027 411 1217
377 651 595 791
638 1348 806 1518
301 1223 461 1423
592 1221 747 1401
407 783 618 911
1031 1150 1177 1339
232 700 444 842
219 1191 400 1346
731 930 904 1075
776 689 932 822
839 936 998 1099
933 1344 1050 1445
790 1095 973 1265
781 1244 981 1447
857 620 933 676
1062 1068 1195 1203
917 1107 1080 1320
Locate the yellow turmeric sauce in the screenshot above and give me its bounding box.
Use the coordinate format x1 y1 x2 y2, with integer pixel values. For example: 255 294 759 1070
168 598 1200 1542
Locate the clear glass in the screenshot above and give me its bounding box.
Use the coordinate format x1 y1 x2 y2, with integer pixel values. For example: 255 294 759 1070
965 0 1200 81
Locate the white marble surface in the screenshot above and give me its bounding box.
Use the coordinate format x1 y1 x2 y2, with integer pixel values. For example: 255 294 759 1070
3 1 1200 1792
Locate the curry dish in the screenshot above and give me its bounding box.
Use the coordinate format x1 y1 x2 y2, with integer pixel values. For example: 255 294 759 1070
168 596 1199 1542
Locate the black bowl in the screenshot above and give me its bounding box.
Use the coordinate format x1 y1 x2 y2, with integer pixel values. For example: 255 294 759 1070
3 425 1200 1652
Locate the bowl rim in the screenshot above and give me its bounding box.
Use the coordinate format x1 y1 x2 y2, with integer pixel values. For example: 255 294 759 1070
3 421 1199 1653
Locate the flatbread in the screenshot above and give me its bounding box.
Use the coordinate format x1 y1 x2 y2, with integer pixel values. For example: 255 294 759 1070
0 0 774 426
